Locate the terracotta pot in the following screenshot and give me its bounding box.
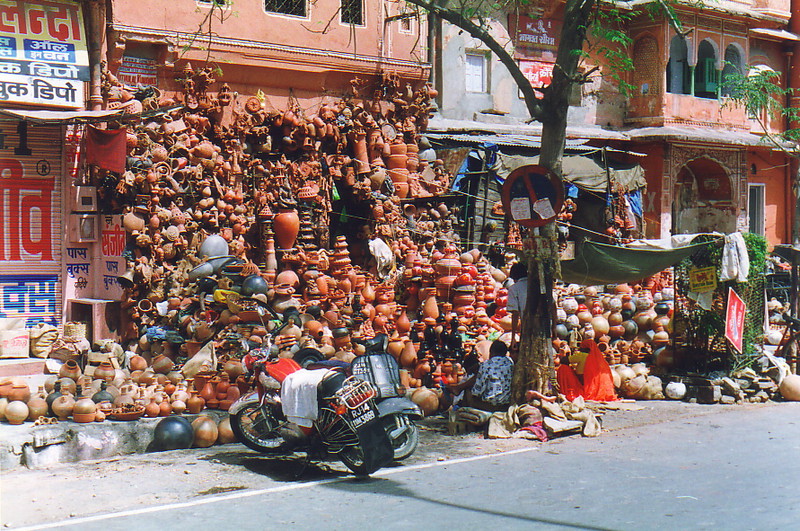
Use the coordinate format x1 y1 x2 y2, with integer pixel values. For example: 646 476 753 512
27 396 49 420
400 341 417 368
129 355 147 372
4 401 28 425
158 399 172 417
217 417 236 444
411 387 439 417
51 394 75 420
273 209 300 250
59 360 82 381
7 383 30 403
93 361 116 383
145 397 160 417
186 390 205 414
422 295 440 320
200 380 216 403
192 416 218 448
151 354 174 375
73 397 97 423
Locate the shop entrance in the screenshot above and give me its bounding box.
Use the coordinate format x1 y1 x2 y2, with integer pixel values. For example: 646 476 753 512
673 156 736 234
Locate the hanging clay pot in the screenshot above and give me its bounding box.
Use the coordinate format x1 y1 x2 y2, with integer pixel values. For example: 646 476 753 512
192 416 218 448
273 208 300 250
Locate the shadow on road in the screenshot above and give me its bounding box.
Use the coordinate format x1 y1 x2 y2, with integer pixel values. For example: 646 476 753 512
199 450 350 482
320 476 615 531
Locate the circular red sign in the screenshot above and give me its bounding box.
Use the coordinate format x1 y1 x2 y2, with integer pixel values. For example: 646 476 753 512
501 165 564 228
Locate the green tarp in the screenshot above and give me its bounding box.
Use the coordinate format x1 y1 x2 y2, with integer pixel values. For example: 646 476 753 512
559 239 713 285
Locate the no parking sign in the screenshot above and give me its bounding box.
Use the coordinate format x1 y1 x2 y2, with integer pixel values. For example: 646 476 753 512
725 288 746 353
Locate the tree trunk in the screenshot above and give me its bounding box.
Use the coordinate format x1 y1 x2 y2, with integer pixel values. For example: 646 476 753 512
510 0 597 404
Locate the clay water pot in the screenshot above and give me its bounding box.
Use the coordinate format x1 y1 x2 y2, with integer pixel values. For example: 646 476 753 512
422 296 440 320
779 374 800 401
129 355 148 372
192 416 218 448
51 394 75 420
273 208 300 250
395 309 412 335
4 401 28 425
26 396 49 420
171 400 187 414
411 387 439 417
217 417 236 444
387 339 405 360
187 390 205 414
73 397 97 423
7 383 30 403
158 399 172 417
400 341 417 368
59 360 82 381
144 397 160 418
93 361 116 383
151 354 174 375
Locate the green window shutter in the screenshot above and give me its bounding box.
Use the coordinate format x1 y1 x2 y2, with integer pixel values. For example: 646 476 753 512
704 58 717 93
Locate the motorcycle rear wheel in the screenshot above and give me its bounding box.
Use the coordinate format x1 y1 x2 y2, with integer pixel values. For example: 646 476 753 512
230 400 288 453
383 414 419 461
338 444 370 476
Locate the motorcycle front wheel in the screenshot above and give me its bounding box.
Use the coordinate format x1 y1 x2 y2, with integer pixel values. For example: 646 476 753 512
230 400 288 454
383 414 420 461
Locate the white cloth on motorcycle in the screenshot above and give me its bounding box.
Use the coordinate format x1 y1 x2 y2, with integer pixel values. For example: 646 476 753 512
281 368 334 428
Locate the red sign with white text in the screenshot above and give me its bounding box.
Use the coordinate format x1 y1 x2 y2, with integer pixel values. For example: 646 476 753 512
725 288 746 353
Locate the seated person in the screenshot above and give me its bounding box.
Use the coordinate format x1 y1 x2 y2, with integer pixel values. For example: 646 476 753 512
448 340 514 411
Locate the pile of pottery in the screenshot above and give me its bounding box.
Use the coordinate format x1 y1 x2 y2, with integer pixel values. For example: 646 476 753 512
553 276 675 371
0 347 248 426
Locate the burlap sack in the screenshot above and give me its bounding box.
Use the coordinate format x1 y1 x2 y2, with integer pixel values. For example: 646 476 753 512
29 323 59 358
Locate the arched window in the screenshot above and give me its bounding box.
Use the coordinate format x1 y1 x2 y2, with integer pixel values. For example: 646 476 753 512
720 45 743 97
695 40 718 99
633 36 660 95
666 36 690 94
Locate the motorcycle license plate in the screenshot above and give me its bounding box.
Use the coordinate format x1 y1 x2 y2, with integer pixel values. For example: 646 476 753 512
348 401 376 428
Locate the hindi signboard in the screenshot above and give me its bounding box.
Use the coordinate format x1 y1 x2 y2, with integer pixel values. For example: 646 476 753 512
689 266 717 293
0 0 88 107
508 14 562 61
725 287 746 353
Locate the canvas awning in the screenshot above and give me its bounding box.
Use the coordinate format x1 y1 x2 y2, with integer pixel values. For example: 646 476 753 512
492 153 647 193
559 236 717 285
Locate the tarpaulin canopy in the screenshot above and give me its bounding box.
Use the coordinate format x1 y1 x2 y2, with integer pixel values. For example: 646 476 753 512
559 236 716 285
492 153 646 193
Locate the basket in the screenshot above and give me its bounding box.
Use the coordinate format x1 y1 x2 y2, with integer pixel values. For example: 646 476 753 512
63 322 87 340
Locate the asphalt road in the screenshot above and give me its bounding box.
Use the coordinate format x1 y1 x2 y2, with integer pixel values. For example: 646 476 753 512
4 402 800 530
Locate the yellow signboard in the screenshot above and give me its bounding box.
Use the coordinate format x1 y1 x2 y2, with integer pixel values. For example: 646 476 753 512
689 266 717 293
0 0 88 108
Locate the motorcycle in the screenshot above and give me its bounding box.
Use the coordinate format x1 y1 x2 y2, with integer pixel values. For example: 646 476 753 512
229 350 394 476
351 334 423 461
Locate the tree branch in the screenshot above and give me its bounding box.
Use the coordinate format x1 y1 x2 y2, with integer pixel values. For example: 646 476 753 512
404 0 544 122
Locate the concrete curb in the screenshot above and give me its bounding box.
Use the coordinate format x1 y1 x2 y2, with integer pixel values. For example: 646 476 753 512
0 411 227 471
